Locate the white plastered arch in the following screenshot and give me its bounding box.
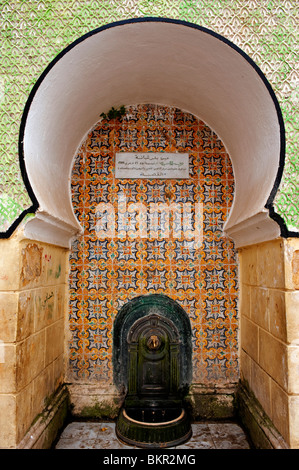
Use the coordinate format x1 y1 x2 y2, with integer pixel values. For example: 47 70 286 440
21 18 284 248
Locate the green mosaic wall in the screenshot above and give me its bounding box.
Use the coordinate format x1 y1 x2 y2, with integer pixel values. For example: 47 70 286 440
0 0 298 233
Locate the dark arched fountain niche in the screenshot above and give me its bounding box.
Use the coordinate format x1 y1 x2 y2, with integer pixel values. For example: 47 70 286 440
113 294 192 448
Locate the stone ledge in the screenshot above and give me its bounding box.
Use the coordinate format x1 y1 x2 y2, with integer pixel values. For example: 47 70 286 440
67 382 238 421
17 385 69 449
236 381 289 449
186 384 237 420
67 383 123 420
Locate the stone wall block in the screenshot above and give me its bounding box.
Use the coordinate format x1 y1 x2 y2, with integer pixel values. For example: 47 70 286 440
0 344 16 393
16 331 45 390
239 247 257 286
0 395 16 448
34 287 56 332
269 289 287 342
17 291 34 341
43 246 68 287
45 320 64 367
0 292 18 342
259 329 288 390
287 346 299 394
32 365 54 421
251 287 269 330
240 349 251 387
240 284 251 319
251 360 271 418
20 242 43 290
270 380 290 445
289 395 299 448
285 291 299 345
284 239 299 290
257 240 285 289
53 354 65 391
241 316 258 363
292 251 299 289
56 284 66 320
16 381 34 444
0 236 21 291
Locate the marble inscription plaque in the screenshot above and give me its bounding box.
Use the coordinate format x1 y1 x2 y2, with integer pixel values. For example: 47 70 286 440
115 152 189 179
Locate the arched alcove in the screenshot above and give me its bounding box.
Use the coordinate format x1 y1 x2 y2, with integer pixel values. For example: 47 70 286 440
20 17 285 248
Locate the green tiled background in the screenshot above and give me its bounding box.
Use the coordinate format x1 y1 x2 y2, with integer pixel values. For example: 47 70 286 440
0 0 298 233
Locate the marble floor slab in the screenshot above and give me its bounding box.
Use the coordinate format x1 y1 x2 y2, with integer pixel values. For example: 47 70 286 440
55 421 251 450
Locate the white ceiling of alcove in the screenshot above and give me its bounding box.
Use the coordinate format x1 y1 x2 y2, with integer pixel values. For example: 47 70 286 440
22 19 283 247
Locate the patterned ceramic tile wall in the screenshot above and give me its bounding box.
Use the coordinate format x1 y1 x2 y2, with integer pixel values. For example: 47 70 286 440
68 104 238 386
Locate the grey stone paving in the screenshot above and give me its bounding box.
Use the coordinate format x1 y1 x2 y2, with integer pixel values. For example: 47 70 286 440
55 421 251 449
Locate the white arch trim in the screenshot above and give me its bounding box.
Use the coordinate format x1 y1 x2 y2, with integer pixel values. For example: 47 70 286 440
20 18 284 248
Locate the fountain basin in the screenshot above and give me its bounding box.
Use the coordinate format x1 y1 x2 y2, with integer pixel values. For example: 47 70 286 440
116 407 192 448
